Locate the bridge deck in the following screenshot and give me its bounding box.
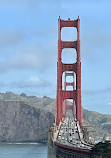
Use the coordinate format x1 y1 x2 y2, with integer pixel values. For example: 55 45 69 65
55 118 92 150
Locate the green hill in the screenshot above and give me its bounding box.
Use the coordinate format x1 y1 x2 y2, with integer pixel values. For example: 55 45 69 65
0 91 111 140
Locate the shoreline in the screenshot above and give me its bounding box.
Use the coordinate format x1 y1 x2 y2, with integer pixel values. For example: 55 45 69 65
0 142 47 145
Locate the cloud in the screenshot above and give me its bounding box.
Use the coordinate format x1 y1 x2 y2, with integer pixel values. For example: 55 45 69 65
0 0 39 10
0 82 6 87
12 76 53 88
83 87 111 95
0 41 57 73
0 30 24 48
0 0 68 13
108 102 111 105
81 28 111 56
0 76 52 89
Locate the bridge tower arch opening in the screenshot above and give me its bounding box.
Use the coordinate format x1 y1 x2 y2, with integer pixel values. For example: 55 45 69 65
62 48 77 64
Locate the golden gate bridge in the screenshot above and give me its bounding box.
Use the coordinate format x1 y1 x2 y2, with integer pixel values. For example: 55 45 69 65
48 16 94 158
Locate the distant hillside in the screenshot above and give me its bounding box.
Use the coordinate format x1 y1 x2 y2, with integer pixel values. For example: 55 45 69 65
0 91 111 140
83 109 111 139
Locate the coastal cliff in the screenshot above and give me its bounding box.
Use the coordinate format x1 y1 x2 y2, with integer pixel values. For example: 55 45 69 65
0 92 110 142
0 101 54 143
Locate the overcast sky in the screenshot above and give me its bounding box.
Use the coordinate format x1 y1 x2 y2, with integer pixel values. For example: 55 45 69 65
0 0 111 114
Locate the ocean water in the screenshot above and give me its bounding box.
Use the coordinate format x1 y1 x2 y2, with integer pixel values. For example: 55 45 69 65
0 143 47 158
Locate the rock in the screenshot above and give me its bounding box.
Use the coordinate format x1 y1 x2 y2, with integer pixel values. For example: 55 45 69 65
0 101 54 143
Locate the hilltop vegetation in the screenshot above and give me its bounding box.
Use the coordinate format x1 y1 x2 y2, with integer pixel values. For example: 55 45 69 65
90 141 111 158
0 91 111 140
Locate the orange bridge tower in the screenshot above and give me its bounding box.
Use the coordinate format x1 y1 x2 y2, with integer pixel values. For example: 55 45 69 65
55 16 83 125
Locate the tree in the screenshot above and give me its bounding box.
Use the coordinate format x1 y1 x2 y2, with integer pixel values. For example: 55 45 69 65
90 141 111 158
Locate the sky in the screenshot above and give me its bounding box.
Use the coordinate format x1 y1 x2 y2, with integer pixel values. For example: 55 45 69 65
0 0 111 114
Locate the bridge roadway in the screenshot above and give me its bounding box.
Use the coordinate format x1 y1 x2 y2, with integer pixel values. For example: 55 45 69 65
47 117 93 158
56 117 92 150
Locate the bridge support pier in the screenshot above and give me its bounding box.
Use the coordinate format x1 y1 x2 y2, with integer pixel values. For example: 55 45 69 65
56 145 90 158
47 131 56 158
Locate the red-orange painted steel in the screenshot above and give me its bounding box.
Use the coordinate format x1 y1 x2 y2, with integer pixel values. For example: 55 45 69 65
55 16 83 125
63 72 75 117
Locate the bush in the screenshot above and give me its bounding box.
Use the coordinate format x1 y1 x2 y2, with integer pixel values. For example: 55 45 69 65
90 141 111 158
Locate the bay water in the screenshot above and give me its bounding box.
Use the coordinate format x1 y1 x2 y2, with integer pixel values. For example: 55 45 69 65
0 143 47 158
